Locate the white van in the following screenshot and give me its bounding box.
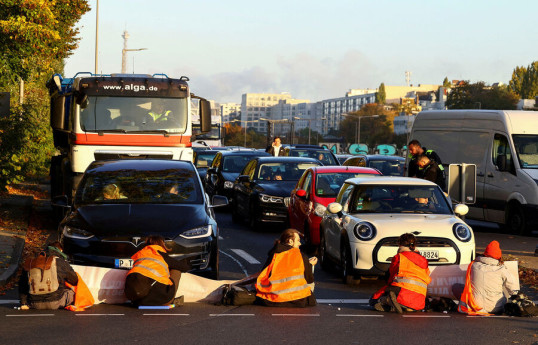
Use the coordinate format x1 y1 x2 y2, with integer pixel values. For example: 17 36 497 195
410 110 538 235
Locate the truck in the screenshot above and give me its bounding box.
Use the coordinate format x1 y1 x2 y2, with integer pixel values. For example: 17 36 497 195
47 72 211 204
192 123 223 147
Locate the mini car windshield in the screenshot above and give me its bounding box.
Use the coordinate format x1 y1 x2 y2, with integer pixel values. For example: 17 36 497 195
222 155 254 173
257 162 320 181
348 184 452 214
315 173 379 197
76 169 203 204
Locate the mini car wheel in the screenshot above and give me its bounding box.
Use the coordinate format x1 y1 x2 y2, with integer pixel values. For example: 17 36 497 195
341 240 360 286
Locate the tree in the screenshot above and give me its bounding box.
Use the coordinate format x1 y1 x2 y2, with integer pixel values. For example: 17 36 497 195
509 61 538 99
443 77 451 88
375 83 386 104
446 81 518 110
339 103 396 145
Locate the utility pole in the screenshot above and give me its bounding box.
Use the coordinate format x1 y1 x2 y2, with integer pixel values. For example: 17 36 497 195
121 31 129 74
94 0 99 74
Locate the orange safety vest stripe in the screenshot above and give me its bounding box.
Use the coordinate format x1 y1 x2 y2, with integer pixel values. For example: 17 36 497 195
458 261 491 316
128 245 172 286
256 248 311 303
391 253 431 296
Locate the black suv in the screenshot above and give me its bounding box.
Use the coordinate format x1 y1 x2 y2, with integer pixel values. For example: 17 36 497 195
284 145 340 166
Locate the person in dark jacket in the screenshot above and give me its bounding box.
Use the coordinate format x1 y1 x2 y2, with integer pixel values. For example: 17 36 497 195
124 235 191 307
370 233 431 313
256 229 317 308
265 137 285 157
416 154 446 191
407 139 444 179
19 241 78 310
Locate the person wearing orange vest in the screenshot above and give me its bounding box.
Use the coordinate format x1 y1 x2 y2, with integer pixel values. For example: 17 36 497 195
124 235 191 307
370 233 431 313
458 240 518 315
256 229 317 308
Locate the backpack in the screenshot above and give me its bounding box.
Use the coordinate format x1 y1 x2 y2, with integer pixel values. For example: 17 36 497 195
504 293 538 317
23 252 59 295
220 284 256 306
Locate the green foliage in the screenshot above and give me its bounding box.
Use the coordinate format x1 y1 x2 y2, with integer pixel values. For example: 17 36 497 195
339 103 397 146
375 82 386 104
446 81 519 110
509 61 538 99
442 77 451 88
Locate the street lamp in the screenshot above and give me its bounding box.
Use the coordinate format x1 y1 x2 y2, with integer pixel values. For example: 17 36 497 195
231 119 258 147
293 116 313 145
121 48 148 74
341 114 379 144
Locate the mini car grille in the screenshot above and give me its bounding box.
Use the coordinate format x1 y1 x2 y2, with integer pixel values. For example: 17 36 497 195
284 197 291 207
380 237 453 248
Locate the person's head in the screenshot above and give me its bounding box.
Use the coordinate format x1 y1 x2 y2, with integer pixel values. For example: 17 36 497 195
416 154 431 168
168 184 179 194
318 153 325 161
408 140 423 156
103 184 121 200
398 233 417 251
278 228 302 248
145 235 171 252
152 100 165 114
273 137 281 146
483 240 502 260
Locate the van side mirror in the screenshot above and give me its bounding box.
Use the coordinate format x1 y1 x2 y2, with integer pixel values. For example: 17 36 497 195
50 96 66 130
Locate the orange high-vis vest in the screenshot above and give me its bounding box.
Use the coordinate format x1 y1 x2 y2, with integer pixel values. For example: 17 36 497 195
65 272 95 312
391 253 432 296
458 261 491 316
128 245 172 286
256 248 312 303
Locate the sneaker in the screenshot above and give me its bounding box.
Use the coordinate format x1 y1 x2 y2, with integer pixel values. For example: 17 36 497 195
173 295 184 307
373 302 386 312
388 291 403 314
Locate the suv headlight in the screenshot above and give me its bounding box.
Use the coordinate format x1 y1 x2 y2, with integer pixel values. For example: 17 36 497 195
180 225 213 239
314 203 326 217
353 222 376 241
63 226 94 240
224 181 234 189
259 194 283 203
452 223 472 242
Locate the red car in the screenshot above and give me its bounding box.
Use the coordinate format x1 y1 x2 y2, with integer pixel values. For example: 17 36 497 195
288 166 381 246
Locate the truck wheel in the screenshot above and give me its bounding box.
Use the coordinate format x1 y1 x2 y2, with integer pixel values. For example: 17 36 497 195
505 203 527 235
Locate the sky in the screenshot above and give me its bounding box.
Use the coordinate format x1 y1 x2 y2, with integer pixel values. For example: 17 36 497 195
64 0 538 103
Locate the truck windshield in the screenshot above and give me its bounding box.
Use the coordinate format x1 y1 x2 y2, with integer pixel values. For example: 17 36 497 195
513 135 538 169
80 96 188 134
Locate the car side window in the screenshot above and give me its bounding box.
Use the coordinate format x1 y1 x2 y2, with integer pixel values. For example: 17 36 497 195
492 133 514 174
336 183 354 212
246 161 257 180
302 172 312 198
211 153 221 169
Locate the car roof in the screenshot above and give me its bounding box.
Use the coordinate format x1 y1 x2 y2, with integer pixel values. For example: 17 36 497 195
345 176 438 186
310 166 380 174
365 155 405 161
219 150 270 156
86 159 195 173
256 156 321 163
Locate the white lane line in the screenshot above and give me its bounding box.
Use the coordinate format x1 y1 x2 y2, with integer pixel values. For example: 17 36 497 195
272 314 320 317
210 314 255 317
317 299 369 304
336 314 384 317
143 314 190 316
6 314 54 317
75 314 124 316
403 315 451 318
0 300 20 304
230 249 261 264
219 250 248 276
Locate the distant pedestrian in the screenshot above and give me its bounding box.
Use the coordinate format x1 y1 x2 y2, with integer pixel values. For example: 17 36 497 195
407 139 445 179
416 154 446 191
266 137 284 157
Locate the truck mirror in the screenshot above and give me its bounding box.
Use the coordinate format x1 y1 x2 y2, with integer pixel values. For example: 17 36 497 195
50 96 66 130
199 99 211 133
75 93 88 108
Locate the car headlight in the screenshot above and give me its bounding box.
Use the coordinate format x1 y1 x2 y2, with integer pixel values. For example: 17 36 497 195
452 223 472 242
180 225 213 239
259 194 283 203
353 222 376 241
314 203 327 217
224 181 234 189
63 226 94 240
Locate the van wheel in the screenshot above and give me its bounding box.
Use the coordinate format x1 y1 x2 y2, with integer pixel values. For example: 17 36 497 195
505 203 527 235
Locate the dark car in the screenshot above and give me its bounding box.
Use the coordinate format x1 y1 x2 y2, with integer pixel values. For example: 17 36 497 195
204 149 270 201
284 145 340 166
193 149 218 181
232 156 321 229
343 154 406 176
56 159 227 279
336 154 354 165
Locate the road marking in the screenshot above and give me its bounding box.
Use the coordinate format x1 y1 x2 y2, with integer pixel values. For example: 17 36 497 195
403 315 451 318
6 314 54 317
75 314 125 316
230 249 261 264
219 250 248 276
0 300 19 304
317 299 369 304
336 314 384 317
272 314 320 317
143 314 190 316
210 314 255 317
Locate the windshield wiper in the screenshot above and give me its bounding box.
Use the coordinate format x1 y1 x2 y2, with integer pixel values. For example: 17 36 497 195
128 129 170 136
97 129 127 134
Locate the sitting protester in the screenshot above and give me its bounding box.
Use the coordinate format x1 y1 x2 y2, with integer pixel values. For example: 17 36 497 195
124 235 191 307
370 233 431 313
458 240 518 315
19 242 79 310
255 229 317 308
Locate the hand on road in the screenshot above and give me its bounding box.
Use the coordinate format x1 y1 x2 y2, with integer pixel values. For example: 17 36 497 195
309 257 318 266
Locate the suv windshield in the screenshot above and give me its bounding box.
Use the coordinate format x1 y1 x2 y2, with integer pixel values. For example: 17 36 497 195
513 135 538 169
257 162 320 181
289 149 338 165
76 168 202 205
80 96 188 134
348 185 452 214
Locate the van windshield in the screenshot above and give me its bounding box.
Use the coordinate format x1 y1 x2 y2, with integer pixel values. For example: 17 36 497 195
513 135 538 169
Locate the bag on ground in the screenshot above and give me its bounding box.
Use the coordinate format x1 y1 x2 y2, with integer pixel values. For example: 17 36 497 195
504 293 538 317
220 284 256 306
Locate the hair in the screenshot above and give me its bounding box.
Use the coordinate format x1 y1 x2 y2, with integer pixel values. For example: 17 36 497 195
145 235 171 252
273 136 281 142
398 233 417 251
103 183 120 198
408 139 421 147
416 154 430 163
276 228 301 246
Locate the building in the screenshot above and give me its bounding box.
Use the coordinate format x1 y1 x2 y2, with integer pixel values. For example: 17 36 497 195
393 113 416 136
221 102 241 123
270 99 312 136
241 93 291 132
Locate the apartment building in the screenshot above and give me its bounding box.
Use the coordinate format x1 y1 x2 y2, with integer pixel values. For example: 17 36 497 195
220 102 241 123
241 93 291 132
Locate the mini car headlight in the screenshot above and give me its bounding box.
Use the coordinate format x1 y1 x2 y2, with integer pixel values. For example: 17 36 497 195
259 194 283 203
452 223 472 242
63 226 94 240
314 203 327 217
353 222 376 241
180 225 212 239
224 181 234 189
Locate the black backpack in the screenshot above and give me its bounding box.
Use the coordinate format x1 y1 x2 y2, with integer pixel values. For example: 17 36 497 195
220 284 256 306
504 293 538 317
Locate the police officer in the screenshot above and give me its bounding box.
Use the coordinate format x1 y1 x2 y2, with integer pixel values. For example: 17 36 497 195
407 140 445 180
416 154 446 191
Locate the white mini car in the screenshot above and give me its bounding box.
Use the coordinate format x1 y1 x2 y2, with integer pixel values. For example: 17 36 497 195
319 177 475 283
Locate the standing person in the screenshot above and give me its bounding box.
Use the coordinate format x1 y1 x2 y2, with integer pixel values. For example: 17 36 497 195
458 240 518 315
19 242 79 310
256 229 317 307
124 235 191 307
266 136 284 156
407 139 444 179
370 233 431 313
416 154 446 191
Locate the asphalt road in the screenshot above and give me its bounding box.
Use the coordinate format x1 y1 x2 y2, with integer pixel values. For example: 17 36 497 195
0 210 536 345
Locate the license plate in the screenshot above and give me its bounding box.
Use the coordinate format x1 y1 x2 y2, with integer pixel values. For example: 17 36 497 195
115 258 133 269
419 250 439 260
